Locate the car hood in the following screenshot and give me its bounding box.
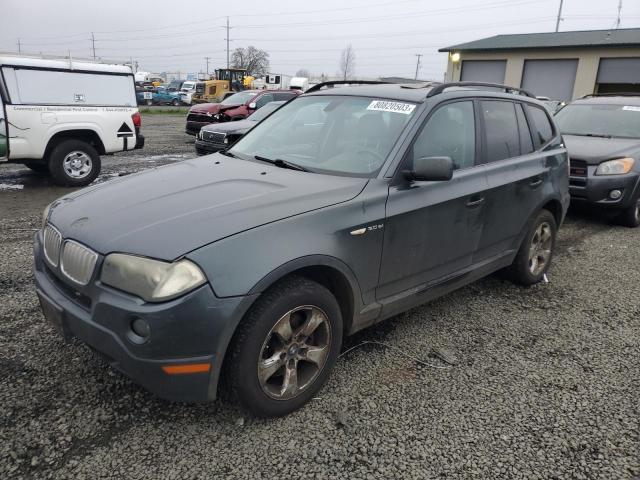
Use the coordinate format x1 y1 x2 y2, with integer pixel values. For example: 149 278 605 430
563 135 640 165
190 103 242 115
48 155 367 260
201 119 254 134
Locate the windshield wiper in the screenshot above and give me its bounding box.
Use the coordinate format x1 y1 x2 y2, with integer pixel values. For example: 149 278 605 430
254 155 310 172
219 149 238 158
565 132 612 139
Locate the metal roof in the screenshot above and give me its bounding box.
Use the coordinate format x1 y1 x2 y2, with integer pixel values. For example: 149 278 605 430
440 28 640 52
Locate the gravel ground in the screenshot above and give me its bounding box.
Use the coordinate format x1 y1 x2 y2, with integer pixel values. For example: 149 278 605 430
1 114 639 479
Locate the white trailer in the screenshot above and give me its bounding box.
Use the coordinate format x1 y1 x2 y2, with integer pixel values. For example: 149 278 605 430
0 55 143 186
265 73 291 90
289 77 309 92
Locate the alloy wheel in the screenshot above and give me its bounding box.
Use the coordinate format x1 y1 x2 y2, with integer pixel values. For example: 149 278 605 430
528 221 553 276
258 305 331 400
62 151 93 179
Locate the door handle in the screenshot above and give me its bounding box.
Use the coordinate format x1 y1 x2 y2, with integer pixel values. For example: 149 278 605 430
466 196 485 208
529 177 543 188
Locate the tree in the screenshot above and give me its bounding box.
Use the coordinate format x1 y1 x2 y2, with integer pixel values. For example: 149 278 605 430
295 69 311 78
338 45 356 80
231 46 270 77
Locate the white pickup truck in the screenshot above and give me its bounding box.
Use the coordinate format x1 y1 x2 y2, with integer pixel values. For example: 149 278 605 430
0 55 144 186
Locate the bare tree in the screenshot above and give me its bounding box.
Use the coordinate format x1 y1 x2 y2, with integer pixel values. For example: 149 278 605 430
295 69 311 78
338 45 356 80
231 46 270 77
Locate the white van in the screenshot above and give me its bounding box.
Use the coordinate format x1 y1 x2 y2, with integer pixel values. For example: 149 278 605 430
179 81 197 105
0 55 144 186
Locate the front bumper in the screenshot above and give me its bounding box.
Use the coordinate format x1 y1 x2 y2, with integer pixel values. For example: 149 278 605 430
195 139 225 156
569 168 640 210
33 232 257 402
186 120 212 135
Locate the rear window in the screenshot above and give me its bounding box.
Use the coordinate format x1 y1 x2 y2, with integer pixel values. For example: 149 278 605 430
526 105 554 146
481 100 520 162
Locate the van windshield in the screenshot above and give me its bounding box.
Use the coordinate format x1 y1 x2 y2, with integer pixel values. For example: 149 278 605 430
230 95 417 177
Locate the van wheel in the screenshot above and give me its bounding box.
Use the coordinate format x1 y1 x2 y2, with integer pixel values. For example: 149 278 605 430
618 197 640 228
145 99 153 106
171 99 180 106
223 276 343 417
48 139 101 187
506 209 557 286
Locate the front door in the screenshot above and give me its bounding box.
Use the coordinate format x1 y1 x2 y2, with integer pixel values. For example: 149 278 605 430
377 100 488 300
0 86 7 161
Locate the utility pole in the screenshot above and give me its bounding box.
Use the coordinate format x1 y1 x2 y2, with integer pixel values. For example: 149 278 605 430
414 54 423 80
205 56 210 75
226 17 230 69
555 0 564 32
17 38 21 54
91 32 96 60
615 0 623 28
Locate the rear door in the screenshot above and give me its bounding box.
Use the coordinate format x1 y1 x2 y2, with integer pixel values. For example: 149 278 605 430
474 100 552 262
378 100 488 299
0 76 7 161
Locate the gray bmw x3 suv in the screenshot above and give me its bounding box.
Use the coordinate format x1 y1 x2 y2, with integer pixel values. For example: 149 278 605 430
35 81 569 416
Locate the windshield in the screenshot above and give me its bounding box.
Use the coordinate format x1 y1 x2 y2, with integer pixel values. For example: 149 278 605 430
181 82 195 91
248 101 284 122
230 95 417 176
222 91 256 105
555 103 640 139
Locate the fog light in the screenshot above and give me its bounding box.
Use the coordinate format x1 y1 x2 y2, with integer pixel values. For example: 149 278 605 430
609 189 623 200
130 318 150 340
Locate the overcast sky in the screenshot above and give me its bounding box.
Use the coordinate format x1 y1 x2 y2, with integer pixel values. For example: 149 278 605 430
2 0 639 80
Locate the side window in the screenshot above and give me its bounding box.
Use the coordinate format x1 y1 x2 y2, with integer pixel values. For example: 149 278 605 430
411 101 475 170
480 100 520 162
526 105 554 146
255 93 274 108
516 103 534 154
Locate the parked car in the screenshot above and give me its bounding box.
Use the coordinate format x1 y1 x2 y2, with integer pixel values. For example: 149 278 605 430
195 101 285 155
179 81 197 105
35 81 568 417
152 86 182 106
1 55 144 186
136 88 154 106
555 94 640 227
185 90 300 135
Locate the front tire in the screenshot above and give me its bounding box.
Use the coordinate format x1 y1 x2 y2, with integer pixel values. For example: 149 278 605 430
223 276 343 417
618 196 640 228
506 209 557 286
48 139 101 187
171 99 180 106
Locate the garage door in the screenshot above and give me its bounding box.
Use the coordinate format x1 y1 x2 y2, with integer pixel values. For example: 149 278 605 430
521 59 578 101
596 58 640 94
460 60 506 84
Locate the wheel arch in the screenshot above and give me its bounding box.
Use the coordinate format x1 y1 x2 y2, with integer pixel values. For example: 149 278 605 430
44 129 106 158
247 255 361 336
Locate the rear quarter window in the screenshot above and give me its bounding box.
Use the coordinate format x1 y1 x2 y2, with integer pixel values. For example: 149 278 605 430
526 104 554 146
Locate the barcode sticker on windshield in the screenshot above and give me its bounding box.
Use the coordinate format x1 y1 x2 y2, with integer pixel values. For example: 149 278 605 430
367 100 416 115
622 106 640 112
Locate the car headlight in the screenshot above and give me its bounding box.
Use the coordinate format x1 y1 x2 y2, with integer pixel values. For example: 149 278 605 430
595 157 635 175
101 254 206 302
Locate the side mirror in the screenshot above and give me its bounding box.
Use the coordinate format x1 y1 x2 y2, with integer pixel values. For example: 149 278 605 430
404 156 454 182
248 102 257 109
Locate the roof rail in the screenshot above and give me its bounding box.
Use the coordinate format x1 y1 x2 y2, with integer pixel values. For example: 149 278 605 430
580 92 640 98
426 82 536 98
305 80 390 94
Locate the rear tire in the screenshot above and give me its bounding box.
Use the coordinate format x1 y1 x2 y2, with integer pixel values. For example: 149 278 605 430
48 139 101 187
506 209 557 286
145 99 153 106
171 99 180 106
617 197 640 228
223 276 343 417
